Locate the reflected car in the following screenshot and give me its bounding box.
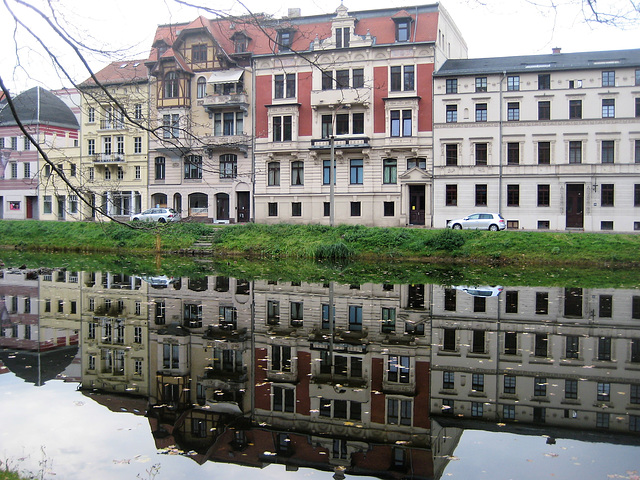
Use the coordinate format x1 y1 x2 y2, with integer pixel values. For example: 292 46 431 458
454 285 503 297
137 275 176 288
446 213 506 231
130 208 180 223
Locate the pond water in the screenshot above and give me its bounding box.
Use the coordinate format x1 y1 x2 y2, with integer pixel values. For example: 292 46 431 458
0 265 639 479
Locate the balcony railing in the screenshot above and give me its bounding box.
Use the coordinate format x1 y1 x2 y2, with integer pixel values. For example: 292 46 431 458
99 120 125 130
93 153 125 163
202 93 249 110
310 136 370 150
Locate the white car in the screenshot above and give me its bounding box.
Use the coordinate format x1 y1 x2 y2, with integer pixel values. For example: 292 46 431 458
454 285 503 297
447 213 506 231
130 208 180 223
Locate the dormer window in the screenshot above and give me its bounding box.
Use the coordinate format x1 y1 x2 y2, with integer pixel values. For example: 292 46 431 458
392 16 412 42
336 27 350 48
164 71 179 98
278 30 293 52
235 36 247 53
192 44 207 63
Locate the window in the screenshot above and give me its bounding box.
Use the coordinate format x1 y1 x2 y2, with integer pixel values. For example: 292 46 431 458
566 336 579 358
274 73 295 99
601 184 614 206
154 157 165 180
23 162 30 178
444 288 456 311
475 143 488 165
336 70 349 89
88 106 95 122
184 155 203 179
104 167 111 180
23 136 30 150
472 330 486 352
383 158 397 184
388 355 410 383
504 375 516 394
598 336 612 361
220 154 237 179
445 144 458 166
135 166 141 179
507 102 519 121
277 31 292 52
538 184 550 207
538 73 551 90
535 333 548 356
353 69 364 88
43 196 52 214
569 141 582 164
443 371 455 389
597 382 610 402
273 386 294 412
503 404 515 420
636 139 640 163
335 26 350 48
197 77 207 98
390 65 414 91
505 290 518 313
10 137 17 150
475 103 487 122
445 184 457 206
87 139 95 156
290 202 302 217
10 162 17 179
336 113 349 134
391 109 412 136
268 202 278 216
395 20 410 42
569 100 582 119
601 140 614 164
192 44 207 63
534 377 547 396
538 141 550 164
446 78 458 94
163 114 179 138
383 201 394 216
407 158 426 170
637 98 640 117
472 373 484 392
471 402 483 417
507 142 519 165
602 70 615 87
214 111 243 136
273 115 292 142
289 160 304 185
350 159 363 184
88 167 94 181
164 71 179 98
475 77 487 92
133 136 142 154
475 184 487 206
445 104 457 123
350 201 361 216
504 332 517 355
381 307 396 333
268 161 280 186
507 184 519 206
602 98 615 118
538 100 550 120
134 103 143 120
387 398 412 425
321 71 333 90
348 305 362 331
323 160 336 185
507 75 519 91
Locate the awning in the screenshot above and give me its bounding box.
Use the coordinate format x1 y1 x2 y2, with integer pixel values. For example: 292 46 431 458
208 69 244 84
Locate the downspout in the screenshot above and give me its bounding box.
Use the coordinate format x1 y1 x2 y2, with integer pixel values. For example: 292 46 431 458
251 59 256 223
498 71 505 216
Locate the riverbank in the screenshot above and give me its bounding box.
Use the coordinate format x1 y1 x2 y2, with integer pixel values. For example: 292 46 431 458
1 220 639 266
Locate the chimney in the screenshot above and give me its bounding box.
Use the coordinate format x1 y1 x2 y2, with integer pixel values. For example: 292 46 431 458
288 8 301 18
552 47 561 54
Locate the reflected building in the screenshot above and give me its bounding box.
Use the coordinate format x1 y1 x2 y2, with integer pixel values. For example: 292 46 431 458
430 285 640 436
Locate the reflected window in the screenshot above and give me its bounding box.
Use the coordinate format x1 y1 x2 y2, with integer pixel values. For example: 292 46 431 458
388 355 410 383
597 382 610 402
321 304 335 329
381 307 396 333
599 295 612 317
504 375 516 394
443 328 456 351
407 284 425 309
215 276 229 292
272 345 292 372
236 280 250 295
348 305 362 331
536 292 549 314
471 402 483 417
273 386 294 412
565 379 578 399
155 301 165 325
472 330 485 353
505 290 518 313
444 288 456 311
598 337 612 361
503 404 515 420
565 335 579 359
188 277 208 292
472 373 484 392
534 334 548 357
564 288 583 317
504 332 517 355
387 398 412 425
473 296 486 313
267 300 280 325
533 407 545 424
534 377 547 396
633 340 640 363
442 399 454 415
443 371 454 389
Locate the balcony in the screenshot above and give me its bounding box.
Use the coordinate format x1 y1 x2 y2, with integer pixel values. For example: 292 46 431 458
99 120 125 130
93 153 125 163
310 88 370 108
202 93 249 112
310 136 370 150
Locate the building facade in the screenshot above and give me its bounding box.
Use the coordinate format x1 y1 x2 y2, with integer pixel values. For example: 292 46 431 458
433 49 640 232
252 4 467 226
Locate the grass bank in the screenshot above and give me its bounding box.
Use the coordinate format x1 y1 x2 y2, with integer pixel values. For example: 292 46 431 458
1 220 639 266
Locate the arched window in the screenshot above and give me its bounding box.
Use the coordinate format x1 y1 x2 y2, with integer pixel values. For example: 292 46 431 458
197 77 207 98
268 161 280 186
164 72 178 98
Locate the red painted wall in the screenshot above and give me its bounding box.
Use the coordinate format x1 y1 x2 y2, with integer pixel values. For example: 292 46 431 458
297 72 313 137
255 75 271 139
373 66 388 134
417 63 434 132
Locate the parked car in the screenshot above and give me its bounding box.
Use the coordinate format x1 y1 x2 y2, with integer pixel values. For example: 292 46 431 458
454 285 503 297
130 208 180 223
446 213 506 231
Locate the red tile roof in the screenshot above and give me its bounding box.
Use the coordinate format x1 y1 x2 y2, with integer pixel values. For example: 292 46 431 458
80 59 149 86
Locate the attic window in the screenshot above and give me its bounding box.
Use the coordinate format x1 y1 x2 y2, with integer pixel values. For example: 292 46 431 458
120 63 128 68
392 16 413 42
277 30 293 53
133 62 140 67
336 27 350 48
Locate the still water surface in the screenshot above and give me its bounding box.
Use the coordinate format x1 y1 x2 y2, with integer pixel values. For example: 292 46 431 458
0 266 639 479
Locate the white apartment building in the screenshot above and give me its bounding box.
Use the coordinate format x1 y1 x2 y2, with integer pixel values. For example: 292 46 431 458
433 48 640 232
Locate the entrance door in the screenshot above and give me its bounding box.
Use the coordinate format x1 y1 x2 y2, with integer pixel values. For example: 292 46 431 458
566 184 584 229
26 196 36 219
216 193 229 221
409 185 425 225
237 192 249 223
57 196 65 220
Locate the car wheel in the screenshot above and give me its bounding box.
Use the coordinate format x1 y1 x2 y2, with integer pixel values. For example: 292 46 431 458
132 217 139 222
488 224 498 231
452 224 462 230
158 218 166 223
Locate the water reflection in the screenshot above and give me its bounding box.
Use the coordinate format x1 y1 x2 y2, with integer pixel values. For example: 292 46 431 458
1 267 639 479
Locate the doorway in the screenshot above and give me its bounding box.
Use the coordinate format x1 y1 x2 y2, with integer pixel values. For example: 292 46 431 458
237 192 249 223
409 185 425 225
566 184 584 229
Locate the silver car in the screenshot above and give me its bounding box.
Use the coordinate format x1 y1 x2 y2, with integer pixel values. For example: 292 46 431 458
447 213 506 231
130 207 180 223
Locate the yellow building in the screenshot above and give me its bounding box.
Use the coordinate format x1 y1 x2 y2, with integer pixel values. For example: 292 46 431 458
78 61 149 220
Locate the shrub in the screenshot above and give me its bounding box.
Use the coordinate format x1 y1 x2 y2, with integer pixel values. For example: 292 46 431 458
425 229 465 251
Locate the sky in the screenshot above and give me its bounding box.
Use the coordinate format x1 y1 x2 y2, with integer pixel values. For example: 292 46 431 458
0 0 638 94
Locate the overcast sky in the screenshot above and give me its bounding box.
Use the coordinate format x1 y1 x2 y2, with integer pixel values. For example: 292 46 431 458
0 0 638 93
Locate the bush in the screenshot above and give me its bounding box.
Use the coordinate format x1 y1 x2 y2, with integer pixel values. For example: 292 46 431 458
425 229 465 251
